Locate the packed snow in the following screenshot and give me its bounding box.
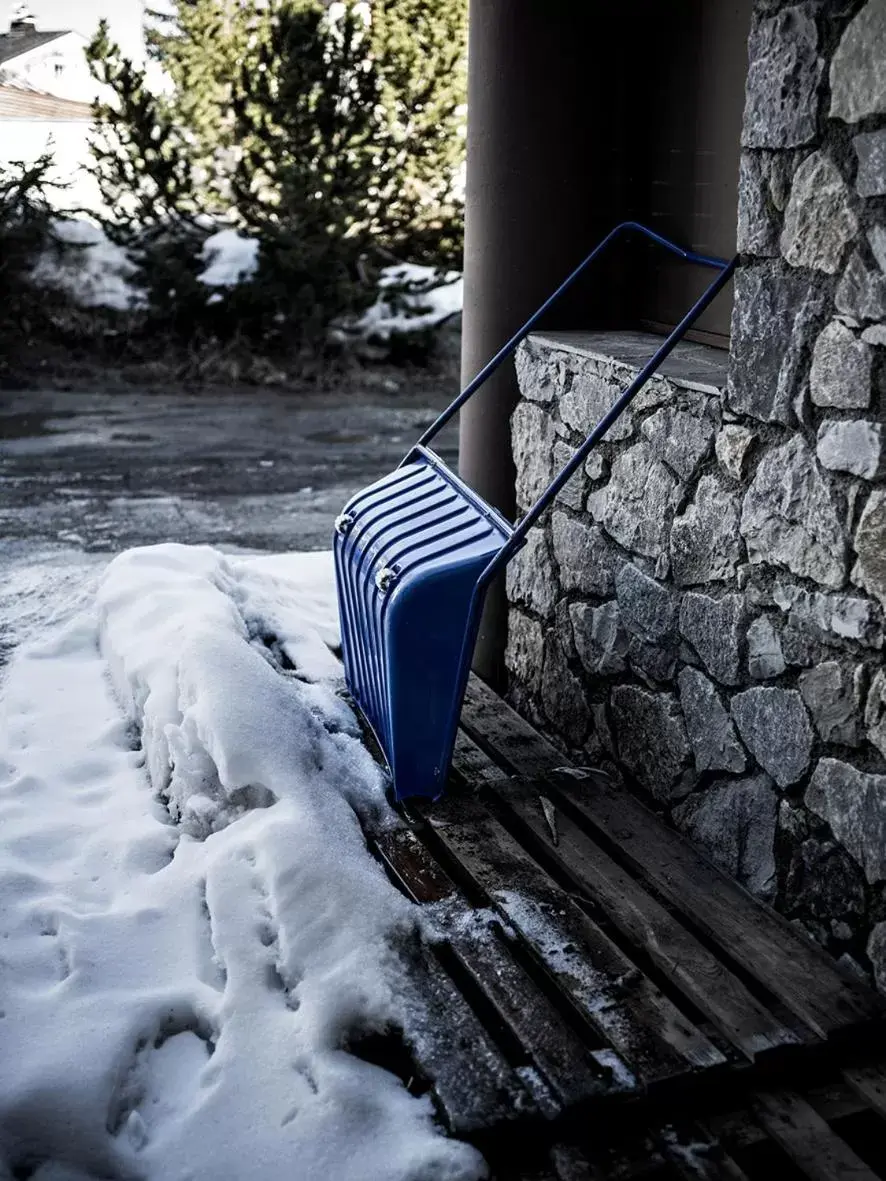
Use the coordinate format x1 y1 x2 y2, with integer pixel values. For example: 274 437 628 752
0 544 485 1181
31 218 143 312
343 262 463 341
199 230 260 289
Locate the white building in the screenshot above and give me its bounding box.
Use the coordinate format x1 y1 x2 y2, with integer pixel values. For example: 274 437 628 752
0 10 102 210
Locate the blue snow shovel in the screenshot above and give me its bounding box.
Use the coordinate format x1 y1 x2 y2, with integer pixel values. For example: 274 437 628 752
333 222 736 801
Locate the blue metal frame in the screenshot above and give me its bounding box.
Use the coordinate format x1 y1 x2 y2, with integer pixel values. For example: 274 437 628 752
336 222 737 800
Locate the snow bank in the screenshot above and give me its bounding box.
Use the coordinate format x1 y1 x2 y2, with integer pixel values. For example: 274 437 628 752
0 545 484 1181
199 229 260 288
31 217 144 311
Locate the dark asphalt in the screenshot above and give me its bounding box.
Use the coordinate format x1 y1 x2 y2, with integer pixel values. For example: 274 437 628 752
0 378 458 662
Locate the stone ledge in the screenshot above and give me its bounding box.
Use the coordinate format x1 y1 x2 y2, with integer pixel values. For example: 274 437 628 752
529 329 729 395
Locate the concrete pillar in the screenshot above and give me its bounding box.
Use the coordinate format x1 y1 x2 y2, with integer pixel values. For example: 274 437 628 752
459 0 625 683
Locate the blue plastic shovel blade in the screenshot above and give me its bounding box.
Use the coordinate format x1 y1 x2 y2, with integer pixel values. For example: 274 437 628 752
333 447 512 800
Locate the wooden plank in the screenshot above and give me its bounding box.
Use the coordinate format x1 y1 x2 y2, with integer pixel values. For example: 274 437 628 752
842 1063 886 1121
751 1090 880 1181
414 794 727 1091
398 941 537 1136
460 675 885 1042
655 1126 751 1181
374 826 621 1112
480 773 802 1064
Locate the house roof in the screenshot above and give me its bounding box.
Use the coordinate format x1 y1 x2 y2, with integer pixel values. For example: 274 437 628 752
0 27 70 67
0 81 92 120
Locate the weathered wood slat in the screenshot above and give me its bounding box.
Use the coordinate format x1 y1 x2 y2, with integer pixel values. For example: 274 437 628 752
397 940 537 1135
655 1126 752 1181
460 675 884 1042
374 826 619 1112
414 794 727 1091
751 1089 880 1181
481 772 803 1063
842 1063 886 1122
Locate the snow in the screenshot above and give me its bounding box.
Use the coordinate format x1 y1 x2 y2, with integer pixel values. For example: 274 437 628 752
341 262 463 342
31 217 143 311
199 229 260 288
0 544 485 1181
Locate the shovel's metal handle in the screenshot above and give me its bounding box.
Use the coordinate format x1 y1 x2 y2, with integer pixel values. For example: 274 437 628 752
415 221 733 453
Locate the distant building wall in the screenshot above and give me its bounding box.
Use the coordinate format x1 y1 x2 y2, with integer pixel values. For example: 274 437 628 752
505 0 886 993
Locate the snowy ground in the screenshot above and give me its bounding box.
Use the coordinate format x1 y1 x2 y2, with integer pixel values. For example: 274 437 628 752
0 543 486 1180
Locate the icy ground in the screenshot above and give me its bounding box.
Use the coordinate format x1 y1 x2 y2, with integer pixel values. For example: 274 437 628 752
0 544 485 1181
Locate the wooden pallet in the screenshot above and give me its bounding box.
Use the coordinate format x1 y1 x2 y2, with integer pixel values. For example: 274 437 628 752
358 675 886 1179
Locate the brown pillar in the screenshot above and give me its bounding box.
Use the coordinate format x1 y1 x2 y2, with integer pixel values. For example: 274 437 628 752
459 0 624 683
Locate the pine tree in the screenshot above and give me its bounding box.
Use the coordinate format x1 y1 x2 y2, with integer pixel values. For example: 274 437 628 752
85 0 468 344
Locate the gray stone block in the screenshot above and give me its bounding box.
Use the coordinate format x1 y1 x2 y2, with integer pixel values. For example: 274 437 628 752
853 490 886 608
610 684 690 800
597 443 682 559
737 152 780 256
854 129 886 197
571 601 628 677
678 667 747 773
559 367 633 442
506 528 557 618
541 635 588 748
805 757 886 884
830 0 886 123
869 921 886 993
715 425 756 480
505 610 545 696
679 592 746 686
512 401 556 511
816 419 885 480
809 320 872 408
780 151 858 274
773 582 884 650
743 5 822 148
747 615 786 679
740 436 847 589
864 667 886 759
861 324 886 345
640 406 716 482
670 476 743 587
868 225 886 274
551 511 616 597
515 338 568 403
728 263 829 424
615 562 679 644
836 252 886 321
673 774 778 900
799 660 864 746
627 637 678 684
731 686 813 787
552 440 585 511
785 838 866 922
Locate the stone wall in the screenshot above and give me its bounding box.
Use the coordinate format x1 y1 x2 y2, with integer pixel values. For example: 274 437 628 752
505 0 886 992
